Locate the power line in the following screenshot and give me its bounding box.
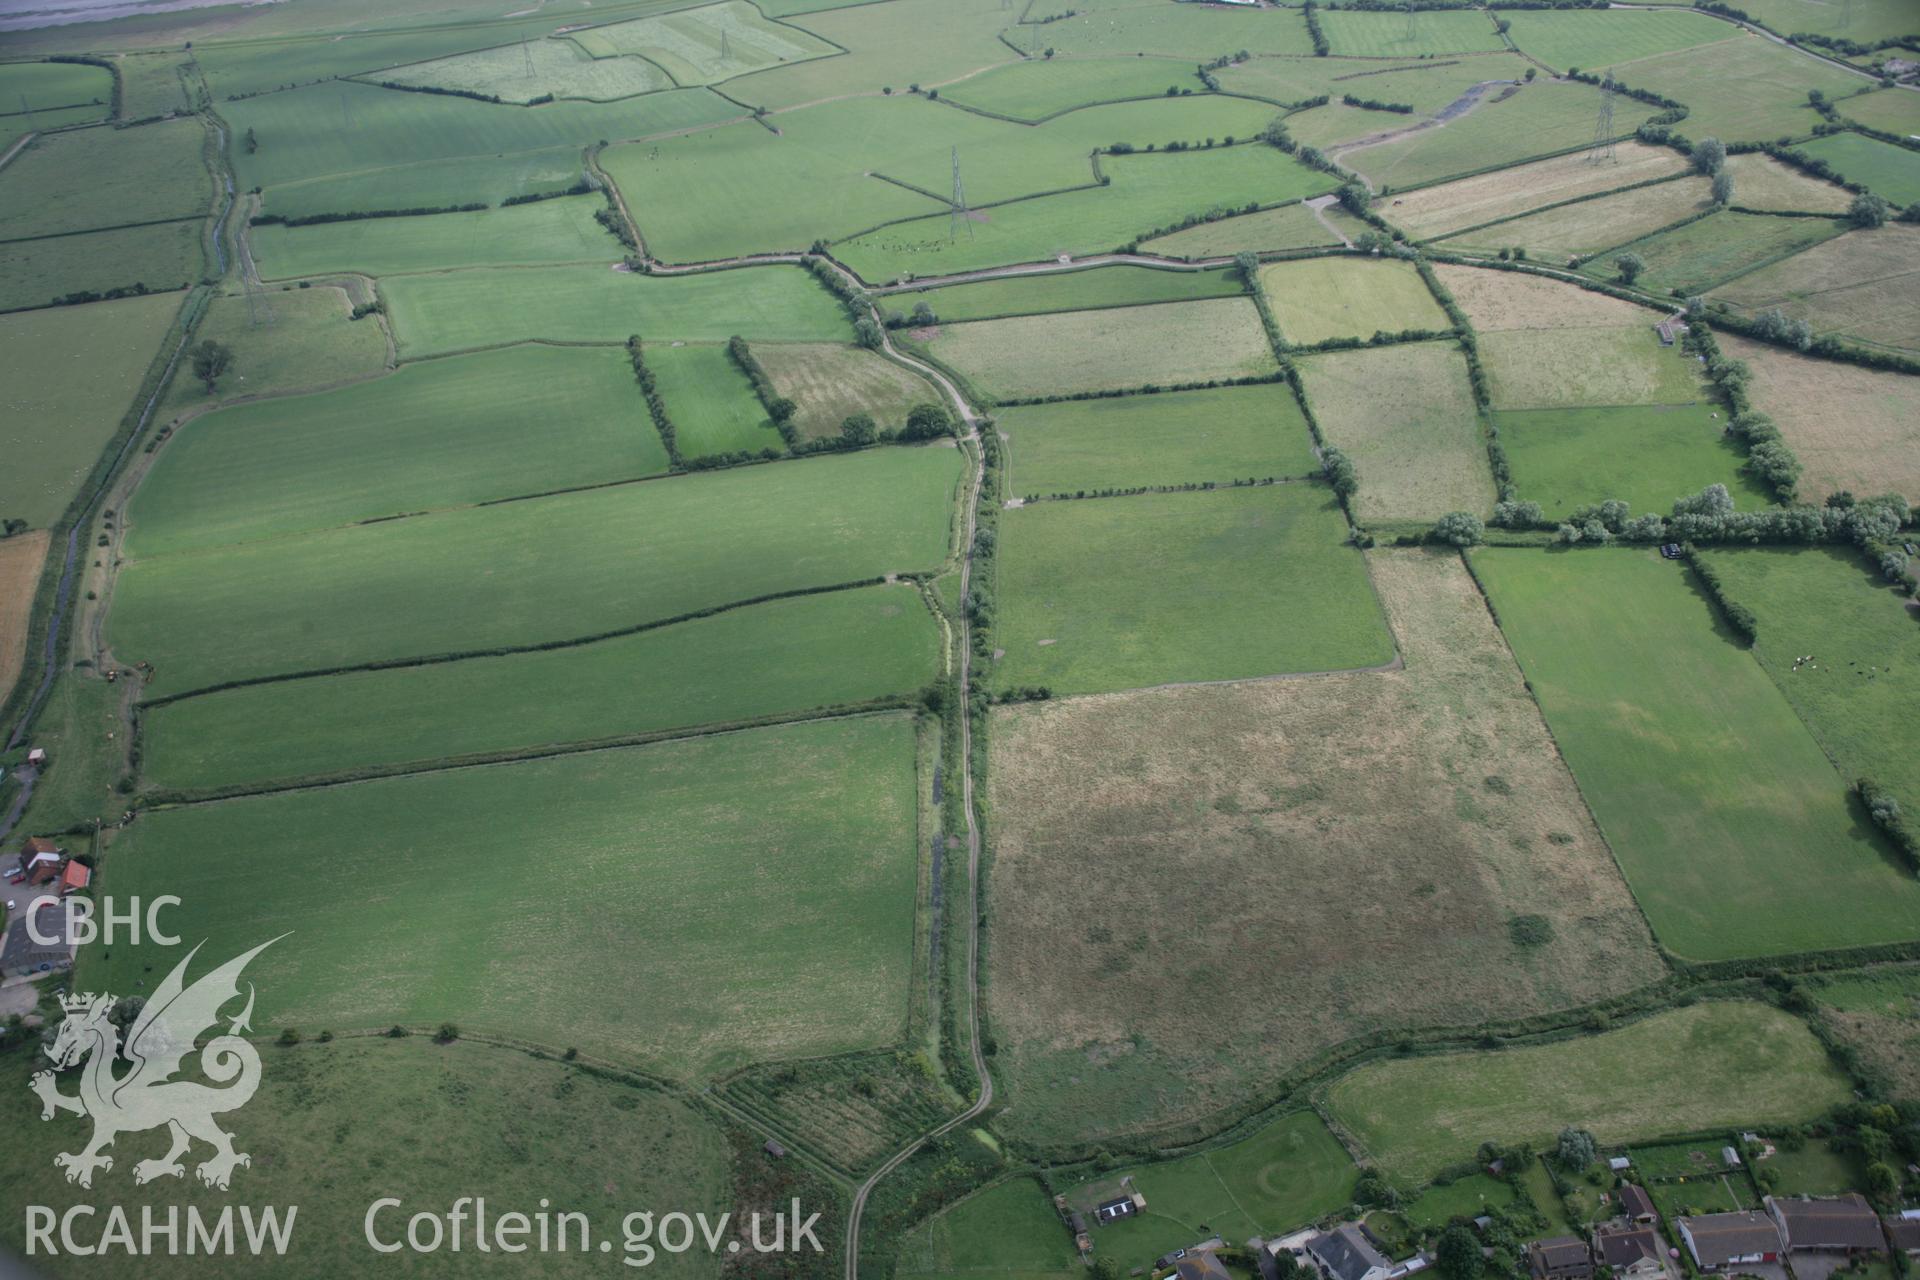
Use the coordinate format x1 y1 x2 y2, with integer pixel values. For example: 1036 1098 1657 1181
950 146 972 243
1587 68 1615 164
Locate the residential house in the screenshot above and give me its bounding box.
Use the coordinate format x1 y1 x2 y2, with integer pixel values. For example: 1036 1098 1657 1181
1 901 73 977
1673 1212 1783 1272
18 836 62 885
1593 1226 1663 1271
1304 1224 1393 1280
1884 1212 1920 1257
1176 1254 1234 1280
1618 1186 1658 1226
1528 1237 1593 1280
1767 1195 1886 1258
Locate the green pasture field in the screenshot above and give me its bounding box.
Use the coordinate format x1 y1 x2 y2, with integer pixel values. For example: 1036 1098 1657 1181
1142 201 1362 258
1604 36 1863 143
1326 1001 1851 1183
1285 100 1428 153
1339 80 1655 193
1437 177 1714 265
1261 257 1451 345
1480 326 1706 411
141 583 938 792
1581 210 1845 296
604 102 959 264
189 13 612 100
938 56 1204 120
1318 8 1506 56
898 265 1244 325
112 445 963 695
0 219 200 312
0 104 98 152
0 117 207 241
647 341 783 458
1502 9 1735 72
999 383 1320 497
249 194 620 279
751 342 940 441
1798 133 1920 207
225 81 738 218
1066 1112 1359 1263
607 93 1281 265
1496 405 1773 519
1215 52 1535 117
1295 343 1495 522
1404 1175 1516 1229
95 715 923 1077
1711 225 1920 355
1386 142 1690 243
157 283 388 417
1724 152 1855 213
372 37 673 103
1714 0 1920 43
0 1037 730 1280
15 671 127 834
566 1 839 85
922 297 1276 401
1020 3 1314 59
114 50 189 118
0 59 112 115
839 142 1338 280
129 345 667 557
898 1178 1079 1280
0 292 181 529
1841 88 1920 138
1471 547 1920 961
380 262 849 357
1704 546 1920 813
1815 966 1920 1014
717 0 1019 112
992 485 1390 697
985 549 1660 1145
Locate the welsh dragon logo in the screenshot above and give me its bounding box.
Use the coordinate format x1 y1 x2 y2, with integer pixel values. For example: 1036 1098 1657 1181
32 938 281 1190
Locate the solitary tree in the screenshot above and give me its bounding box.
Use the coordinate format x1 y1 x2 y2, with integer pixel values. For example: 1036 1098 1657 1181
903 402 954 440
190 338 233 393
1849 192 1890 228
853 316 884 349
1337 180 1370 218
1691 136 1726 176
1234 250 1260 286
1614 251 1646 285
243 126 258 153
1712 169 1734 205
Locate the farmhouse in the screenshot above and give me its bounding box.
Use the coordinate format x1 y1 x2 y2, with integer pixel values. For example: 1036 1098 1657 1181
1527 1236 1593 1280
1304 1224 1393 1280
16 834 63 884
1674 1212 1783 1272
1593 1225 1663 1270
1 900 73 977
1618 1185 1659 1225
1766 1195 1886 1257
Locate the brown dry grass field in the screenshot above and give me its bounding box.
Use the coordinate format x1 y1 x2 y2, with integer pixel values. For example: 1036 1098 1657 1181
1433 263 1656 331
753 341 941 441
1710 225 1920 355
1438 177 1713 264
1721 333 1920 501
0 530 50 706
1826 1008 1920 1104
983 548 1663 1148
1723 154 1853 214
1385 143 1687 242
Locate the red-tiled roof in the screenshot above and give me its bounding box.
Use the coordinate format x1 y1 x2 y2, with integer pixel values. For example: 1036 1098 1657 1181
58 861 89 892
